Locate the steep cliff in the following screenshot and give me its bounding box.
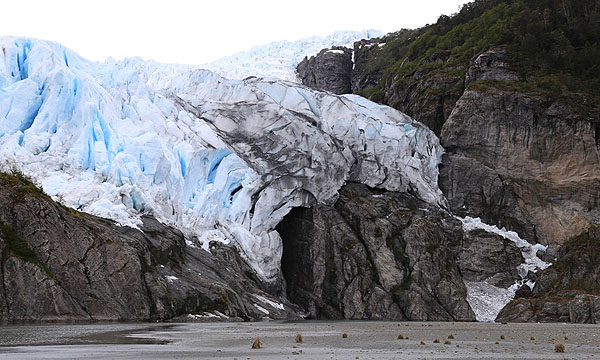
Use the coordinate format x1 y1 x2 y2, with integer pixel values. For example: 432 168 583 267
440 82 600 246
277 183 546 321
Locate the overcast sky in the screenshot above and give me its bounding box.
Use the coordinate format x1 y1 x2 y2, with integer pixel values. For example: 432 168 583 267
1 0 469 65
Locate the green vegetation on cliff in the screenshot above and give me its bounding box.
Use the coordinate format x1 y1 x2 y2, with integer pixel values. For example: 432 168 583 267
357 0 600 101
0 221 59 282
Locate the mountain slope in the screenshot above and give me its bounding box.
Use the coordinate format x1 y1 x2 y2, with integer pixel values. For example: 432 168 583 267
297 0 599 135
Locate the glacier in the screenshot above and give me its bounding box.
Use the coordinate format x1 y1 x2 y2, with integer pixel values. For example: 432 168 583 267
202 30 382 81
0 36 443 283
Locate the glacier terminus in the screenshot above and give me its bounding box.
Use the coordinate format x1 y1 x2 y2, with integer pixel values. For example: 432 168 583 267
0 36 445 285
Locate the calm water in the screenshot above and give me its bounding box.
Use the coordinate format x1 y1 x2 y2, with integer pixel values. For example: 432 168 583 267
0 323 170 346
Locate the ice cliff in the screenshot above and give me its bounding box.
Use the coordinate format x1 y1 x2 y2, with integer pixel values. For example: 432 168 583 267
0 37 443 282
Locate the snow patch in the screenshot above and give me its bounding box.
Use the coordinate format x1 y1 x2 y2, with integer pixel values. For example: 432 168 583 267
464 281 521 322
458 216 552 321
459 216 551 274
253 294 285 310
187 311 228 320
254 304 270 315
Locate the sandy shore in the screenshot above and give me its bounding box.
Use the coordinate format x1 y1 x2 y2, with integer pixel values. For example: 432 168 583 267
0 320 598 359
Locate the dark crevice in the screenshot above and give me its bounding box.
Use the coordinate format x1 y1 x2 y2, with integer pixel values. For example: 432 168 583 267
278 206 313 313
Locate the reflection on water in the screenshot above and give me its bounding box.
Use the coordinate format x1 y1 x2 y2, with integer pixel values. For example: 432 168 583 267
0 323 172 346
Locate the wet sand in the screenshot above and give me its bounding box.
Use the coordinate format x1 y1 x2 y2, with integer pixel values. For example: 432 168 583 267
0 321 598 359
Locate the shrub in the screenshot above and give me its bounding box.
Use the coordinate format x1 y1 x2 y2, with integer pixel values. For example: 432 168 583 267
555 342 565 353
295 333 303 343
251 337 261 349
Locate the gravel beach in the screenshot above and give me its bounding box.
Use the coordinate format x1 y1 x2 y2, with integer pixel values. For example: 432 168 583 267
0 321 598 359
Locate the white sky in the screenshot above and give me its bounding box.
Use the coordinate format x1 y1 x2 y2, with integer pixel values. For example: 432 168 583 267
1 0 469 65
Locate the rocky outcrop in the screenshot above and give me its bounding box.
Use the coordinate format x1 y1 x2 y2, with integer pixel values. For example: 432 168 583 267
497 226 600 323
465 49 519 84
296 46 353 94
383 48 515 135
277 183 476 321
0 173 299 322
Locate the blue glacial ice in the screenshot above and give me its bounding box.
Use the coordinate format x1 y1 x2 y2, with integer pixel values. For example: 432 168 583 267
0 36 444 283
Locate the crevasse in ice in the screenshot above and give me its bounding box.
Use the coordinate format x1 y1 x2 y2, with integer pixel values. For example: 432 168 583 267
0 36 443 282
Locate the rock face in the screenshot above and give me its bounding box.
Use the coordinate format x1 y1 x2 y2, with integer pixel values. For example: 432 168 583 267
497 226 600 323
0 173 299 322
295 40 600 322
296 46 353 95
277 183 476 321
440 87 600 245
456 229 524 288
